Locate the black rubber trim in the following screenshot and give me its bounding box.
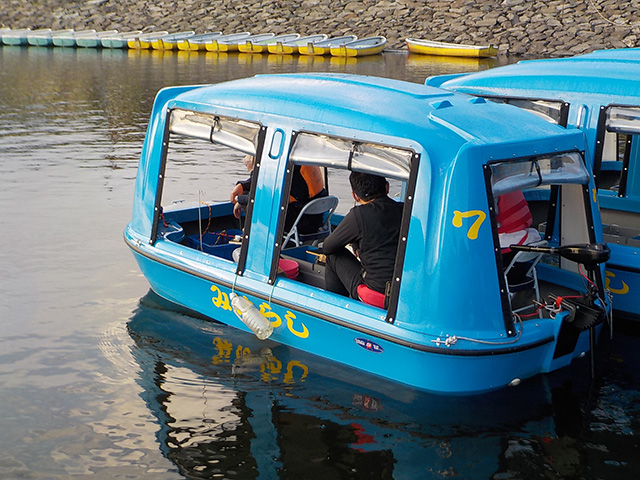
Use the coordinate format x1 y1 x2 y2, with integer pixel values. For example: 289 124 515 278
605 263 640 274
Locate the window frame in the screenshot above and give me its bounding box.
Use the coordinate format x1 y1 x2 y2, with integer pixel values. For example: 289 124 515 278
484 150 595 333
271 129 420 323
151 108 267 276
593 104 640 197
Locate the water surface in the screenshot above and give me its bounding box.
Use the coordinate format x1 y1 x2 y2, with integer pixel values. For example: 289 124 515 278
1 46 638 479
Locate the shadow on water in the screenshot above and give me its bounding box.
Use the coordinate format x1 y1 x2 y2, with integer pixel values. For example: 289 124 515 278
126 290 640 479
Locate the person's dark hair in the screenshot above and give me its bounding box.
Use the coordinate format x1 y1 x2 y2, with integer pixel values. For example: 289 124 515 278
349 172 387 201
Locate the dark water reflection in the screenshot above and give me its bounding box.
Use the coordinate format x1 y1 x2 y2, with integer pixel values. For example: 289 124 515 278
0 45 639 479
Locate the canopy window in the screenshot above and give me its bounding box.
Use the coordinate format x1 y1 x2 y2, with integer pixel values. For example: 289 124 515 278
169 108 262 154
595 105 640 195
489 152 589 197
289 132 414 181
279 130 418 323
606 106 640 134
484 97 569 126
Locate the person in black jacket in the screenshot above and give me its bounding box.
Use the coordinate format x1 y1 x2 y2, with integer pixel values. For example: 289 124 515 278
323 172 403 299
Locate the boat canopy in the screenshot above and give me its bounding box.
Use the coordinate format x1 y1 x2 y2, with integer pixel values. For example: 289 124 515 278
425 49 640 114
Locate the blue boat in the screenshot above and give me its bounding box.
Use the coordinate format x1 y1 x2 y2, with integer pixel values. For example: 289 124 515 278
426 48 640 320
125 73 611 394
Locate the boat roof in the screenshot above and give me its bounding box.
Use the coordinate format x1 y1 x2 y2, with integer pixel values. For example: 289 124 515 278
427 48 640 105
162 73 583 164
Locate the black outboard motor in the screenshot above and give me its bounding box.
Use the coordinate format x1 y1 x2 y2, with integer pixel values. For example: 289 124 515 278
510 242 610 327
510 243 611 377
510 243 610 268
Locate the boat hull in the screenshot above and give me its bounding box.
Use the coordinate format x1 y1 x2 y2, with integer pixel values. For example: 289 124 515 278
298 44 332 56
330 40 386 57
2 36 28 46
127 33 168 50
76 31 118 48
299 36 358 56
2 29 33 45
406 38 498 58
267 42 297 55
125 229 593 394
100 31 142 49
238 34 300 53
267 35 328 55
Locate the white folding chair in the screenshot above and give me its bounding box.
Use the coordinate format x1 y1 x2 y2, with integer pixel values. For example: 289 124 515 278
283 195 339 247
504 239 548 313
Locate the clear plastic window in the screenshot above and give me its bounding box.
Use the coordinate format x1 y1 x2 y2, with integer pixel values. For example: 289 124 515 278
290 132 413 181
486 97 565 125
169 108 261 154
606 106 640 134
490 152 588 196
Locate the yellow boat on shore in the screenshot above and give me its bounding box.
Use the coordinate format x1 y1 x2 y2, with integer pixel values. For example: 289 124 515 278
128 31 168 49
298 35 357 56
150 31 195 50
266 34 328 55
176 32 222 51
238 33 299 53
329 36 386 57
405 38 497 58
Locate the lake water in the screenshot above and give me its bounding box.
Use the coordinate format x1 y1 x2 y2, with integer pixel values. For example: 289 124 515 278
1 46 639 479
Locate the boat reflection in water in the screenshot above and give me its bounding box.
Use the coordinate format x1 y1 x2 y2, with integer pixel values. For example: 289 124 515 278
127 290 595 479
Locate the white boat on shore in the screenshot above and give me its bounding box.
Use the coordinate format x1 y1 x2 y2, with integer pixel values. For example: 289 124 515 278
176 32 223 51
267 34 328 55
100 31 142 49
27 29 73 47
75 30 119 48
298 35 358 56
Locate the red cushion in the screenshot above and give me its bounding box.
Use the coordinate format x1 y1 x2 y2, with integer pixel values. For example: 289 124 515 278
278 258 299 279
357 284 385 308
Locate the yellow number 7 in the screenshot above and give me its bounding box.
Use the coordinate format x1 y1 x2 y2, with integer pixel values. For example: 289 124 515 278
452 210 486 240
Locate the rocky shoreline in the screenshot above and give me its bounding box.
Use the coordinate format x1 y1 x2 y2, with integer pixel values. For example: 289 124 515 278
2 0 639 57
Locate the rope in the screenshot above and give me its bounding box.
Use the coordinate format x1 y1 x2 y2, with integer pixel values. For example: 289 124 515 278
431 315 523 347
586 0 640 28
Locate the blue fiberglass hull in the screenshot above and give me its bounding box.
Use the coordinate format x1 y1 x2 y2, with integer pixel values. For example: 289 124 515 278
125 228 593 395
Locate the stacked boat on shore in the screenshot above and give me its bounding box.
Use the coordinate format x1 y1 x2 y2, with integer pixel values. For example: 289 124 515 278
0 27 388 57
